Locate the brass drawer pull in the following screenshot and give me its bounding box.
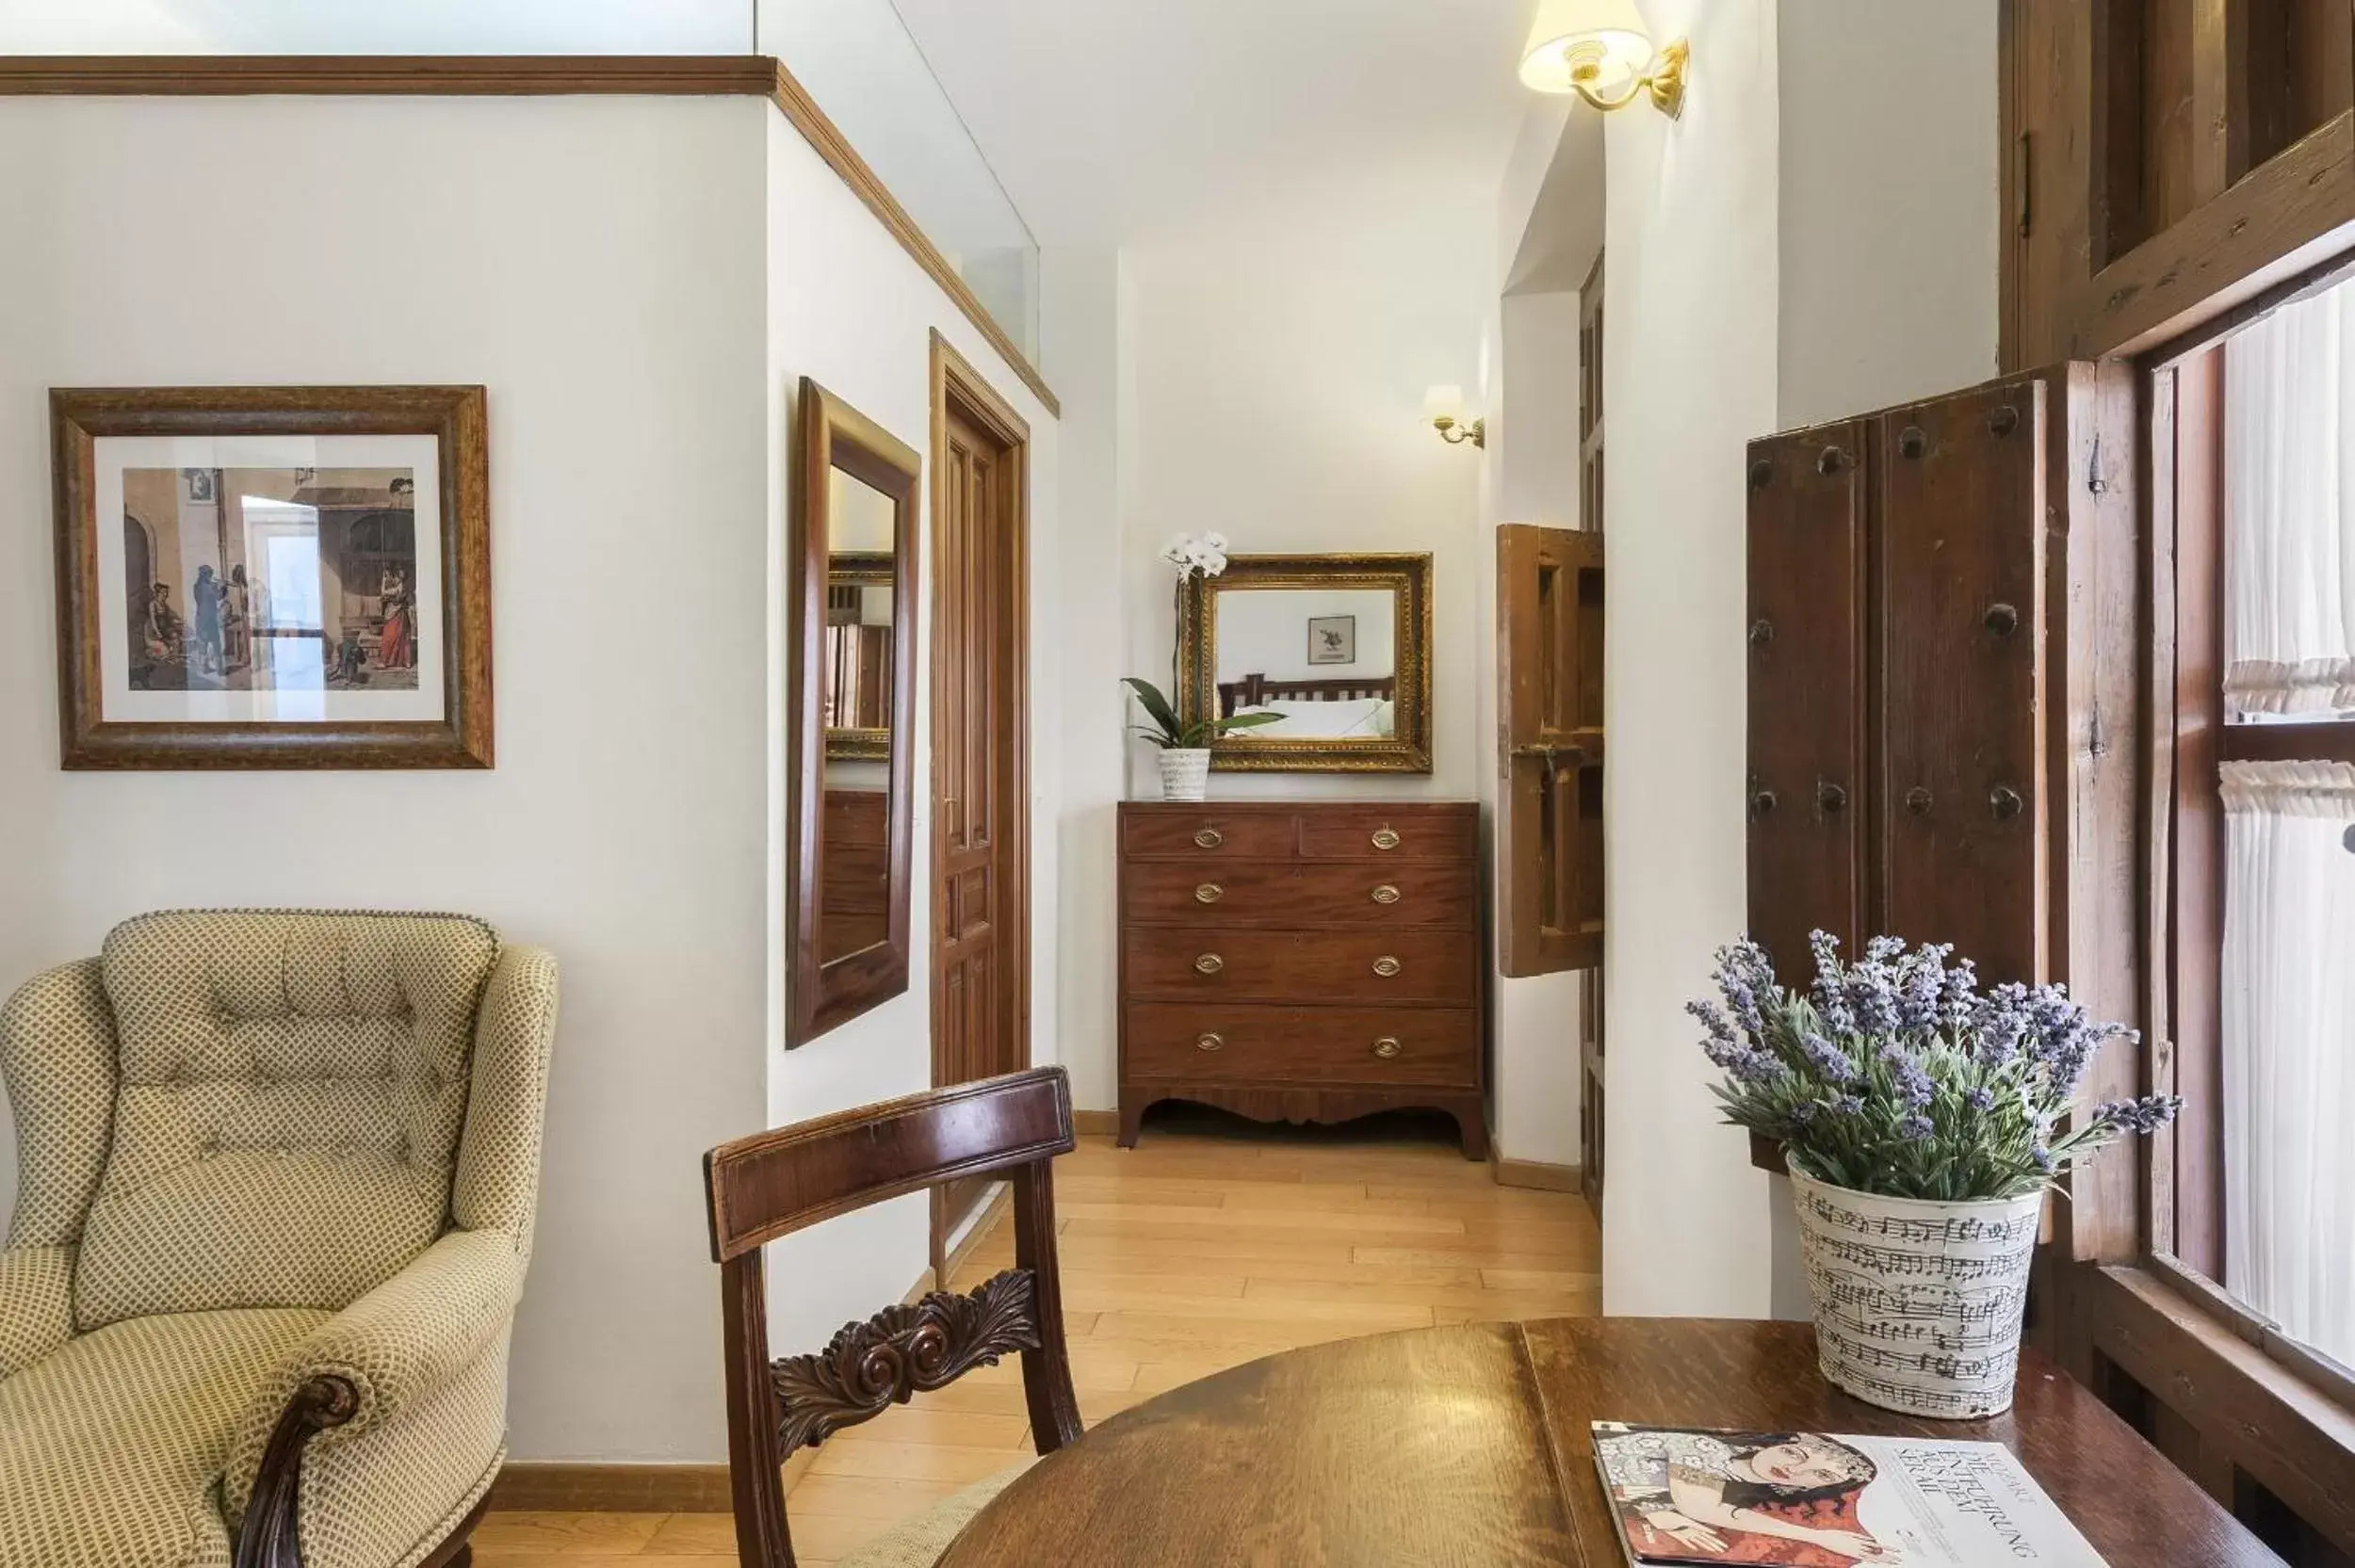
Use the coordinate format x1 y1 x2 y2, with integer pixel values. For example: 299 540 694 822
1194 953 1225 975
1371 1037 1403 1059
1195 1032 1225 1052
1372 955 1402 978
1371 884 1401 905
1194 826 1224 849
1195 882 1225 904
1371 827 1402 850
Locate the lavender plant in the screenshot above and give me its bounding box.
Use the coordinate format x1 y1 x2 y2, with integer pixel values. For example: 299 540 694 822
1690 931 2180 1202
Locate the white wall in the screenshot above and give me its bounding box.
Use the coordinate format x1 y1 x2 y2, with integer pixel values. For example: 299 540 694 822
0 94 772 1460
1777 0 1999 428
757 110 1066 1367
1600 0 1784 1317
1596 0 1999 1318
0 0 749 53
0 89 1070 1467
1120 204 1493 805
1037 245 1133 1116
1476 285 1587 1169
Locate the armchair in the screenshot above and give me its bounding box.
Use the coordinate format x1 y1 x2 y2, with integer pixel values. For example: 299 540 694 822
0 911 558 1568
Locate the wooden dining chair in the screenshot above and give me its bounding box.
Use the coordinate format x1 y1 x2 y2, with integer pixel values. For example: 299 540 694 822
702 1066 1084 1568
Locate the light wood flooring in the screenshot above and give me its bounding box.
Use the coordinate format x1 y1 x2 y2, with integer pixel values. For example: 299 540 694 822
473 1107 1602 1567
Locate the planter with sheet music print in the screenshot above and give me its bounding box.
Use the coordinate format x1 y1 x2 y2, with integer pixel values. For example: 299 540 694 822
1692 930 2180 1419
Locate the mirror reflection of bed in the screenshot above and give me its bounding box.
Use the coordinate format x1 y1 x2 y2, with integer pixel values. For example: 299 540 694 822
1211 584 1399 739
1216 672 1397 737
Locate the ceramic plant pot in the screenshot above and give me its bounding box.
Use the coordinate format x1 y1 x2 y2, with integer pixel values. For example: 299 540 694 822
1159 747 1211 802
1787 1166 2044 1419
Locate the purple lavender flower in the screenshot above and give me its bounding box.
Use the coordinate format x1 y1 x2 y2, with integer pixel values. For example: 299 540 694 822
1895 944 1953 1032
1940 956 1981 1032
1965 1086 1997 1112
1713 939 1775 1040
1808 930 1856 1035
1797 1031 1857 1084
2092 1094 2182 1136
1878 1043 1934 1107
1830 1093 1864 1117
1972 982 2032 1068
1897 1111 1935 1140
1689 999 1779 1083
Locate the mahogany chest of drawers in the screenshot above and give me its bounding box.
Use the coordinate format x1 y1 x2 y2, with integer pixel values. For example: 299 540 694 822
1115 800 1486 1157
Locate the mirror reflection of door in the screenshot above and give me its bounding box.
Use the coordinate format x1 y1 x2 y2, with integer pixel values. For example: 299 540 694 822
1211 585 1402 738
818 467 898 967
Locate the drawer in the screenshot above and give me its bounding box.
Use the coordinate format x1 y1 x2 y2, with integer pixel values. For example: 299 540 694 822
1124 928 1478 1006
1128 1003 1479 1087
1297 807 1475 862
1121 809 1296 861
1124 861 1475 929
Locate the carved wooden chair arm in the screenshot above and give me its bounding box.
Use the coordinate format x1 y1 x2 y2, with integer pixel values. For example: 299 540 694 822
231 1376 361 1568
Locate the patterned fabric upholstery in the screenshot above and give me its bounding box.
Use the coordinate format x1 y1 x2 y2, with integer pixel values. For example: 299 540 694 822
0 1307 328 1568
836 1463 1034 1568
0 913 560 1568
75 912 499 1329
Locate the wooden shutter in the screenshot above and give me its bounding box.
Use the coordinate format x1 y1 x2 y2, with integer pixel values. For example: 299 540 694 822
1873 379 2047 986
1498 523 1604 976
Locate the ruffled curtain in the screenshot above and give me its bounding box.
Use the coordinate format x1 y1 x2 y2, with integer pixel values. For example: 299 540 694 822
2221 760 2355 1363
2224 291 2355 715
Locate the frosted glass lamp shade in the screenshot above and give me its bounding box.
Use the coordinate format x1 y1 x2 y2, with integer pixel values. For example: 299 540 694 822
1422 385 1466 422
1519 0 1655 95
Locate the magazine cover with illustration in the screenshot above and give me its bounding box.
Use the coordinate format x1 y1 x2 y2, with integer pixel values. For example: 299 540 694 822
1591 1423 2110 1567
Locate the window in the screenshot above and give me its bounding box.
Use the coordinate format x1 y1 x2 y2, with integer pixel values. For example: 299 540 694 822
2162 269 2355 1378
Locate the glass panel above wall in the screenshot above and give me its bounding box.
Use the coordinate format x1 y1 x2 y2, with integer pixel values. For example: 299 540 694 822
0 0 751 54
759 0 1040 359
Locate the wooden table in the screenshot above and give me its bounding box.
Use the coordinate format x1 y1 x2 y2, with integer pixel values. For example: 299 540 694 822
938 1317 2274 1566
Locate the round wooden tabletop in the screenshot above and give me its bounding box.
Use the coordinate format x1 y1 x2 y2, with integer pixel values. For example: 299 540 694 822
937 1317 2271 1567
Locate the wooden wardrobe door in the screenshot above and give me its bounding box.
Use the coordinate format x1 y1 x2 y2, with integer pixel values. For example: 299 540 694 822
1746 420 1868 983
1874 380 2046 984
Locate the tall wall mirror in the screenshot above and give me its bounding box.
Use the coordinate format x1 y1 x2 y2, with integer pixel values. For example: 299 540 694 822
1177 552 1434 772
788 378 920 1045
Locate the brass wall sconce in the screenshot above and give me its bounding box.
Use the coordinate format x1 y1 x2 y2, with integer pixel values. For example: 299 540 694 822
1423 385 1486 449
1519 0 1688 119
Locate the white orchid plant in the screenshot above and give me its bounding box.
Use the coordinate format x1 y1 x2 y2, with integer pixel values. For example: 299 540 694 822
1125 532 1281 750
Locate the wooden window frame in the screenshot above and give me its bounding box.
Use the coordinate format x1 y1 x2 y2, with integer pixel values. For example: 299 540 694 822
2066 242 2355 1552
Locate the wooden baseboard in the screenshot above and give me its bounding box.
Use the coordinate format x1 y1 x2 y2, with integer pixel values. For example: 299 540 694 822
1488 1152 1583 1193
488 1463 734 1512
1072 1108 1119 1138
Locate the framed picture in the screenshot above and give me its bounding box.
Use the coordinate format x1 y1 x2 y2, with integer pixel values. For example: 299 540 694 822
1307 613 1356 666
50 385 492 768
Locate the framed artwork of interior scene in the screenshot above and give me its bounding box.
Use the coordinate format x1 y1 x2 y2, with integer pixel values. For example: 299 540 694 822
1177 551 1433 773
50 385 492 769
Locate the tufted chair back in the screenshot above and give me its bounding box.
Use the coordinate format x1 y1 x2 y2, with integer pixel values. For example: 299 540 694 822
67 911 501 1330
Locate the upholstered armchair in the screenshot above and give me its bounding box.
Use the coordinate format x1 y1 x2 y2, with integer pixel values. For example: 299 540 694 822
0 911 559 1568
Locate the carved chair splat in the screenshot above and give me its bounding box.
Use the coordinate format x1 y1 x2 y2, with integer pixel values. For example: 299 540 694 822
703 1067 1083 1568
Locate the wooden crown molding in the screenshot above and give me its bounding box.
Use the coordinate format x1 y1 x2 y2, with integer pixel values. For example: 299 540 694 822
0 54 1059 419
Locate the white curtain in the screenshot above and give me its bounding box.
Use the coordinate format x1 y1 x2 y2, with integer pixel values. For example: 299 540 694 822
2224 291 2355 715
2221 760 2355 1364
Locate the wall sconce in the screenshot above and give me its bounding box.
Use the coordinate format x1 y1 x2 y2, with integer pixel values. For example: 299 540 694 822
1519 0 1688 119
1424 385 1486 449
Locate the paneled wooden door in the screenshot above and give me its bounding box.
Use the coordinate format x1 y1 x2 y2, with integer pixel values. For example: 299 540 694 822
929 334 1031 1271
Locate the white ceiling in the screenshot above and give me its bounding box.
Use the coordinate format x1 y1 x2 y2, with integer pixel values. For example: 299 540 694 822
886 0 1541 245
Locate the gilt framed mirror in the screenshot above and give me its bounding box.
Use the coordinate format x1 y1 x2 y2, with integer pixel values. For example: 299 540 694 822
788 379 920 1045
1177 552 1434 773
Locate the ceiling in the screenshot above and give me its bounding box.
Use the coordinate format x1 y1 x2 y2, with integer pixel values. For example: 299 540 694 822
886 0 1541 246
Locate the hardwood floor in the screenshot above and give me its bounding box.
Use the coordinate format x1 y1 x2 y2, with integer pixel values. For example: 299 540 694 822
473 1107 1600 1567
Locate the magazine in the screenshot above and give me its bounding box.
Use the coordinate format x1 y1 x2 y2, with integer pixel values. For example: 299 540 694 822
1591 1423 2109 1567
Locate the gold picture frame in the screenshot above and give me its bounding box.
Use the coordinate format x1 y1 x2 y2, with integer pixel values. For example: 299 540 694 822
1177 552 1434 773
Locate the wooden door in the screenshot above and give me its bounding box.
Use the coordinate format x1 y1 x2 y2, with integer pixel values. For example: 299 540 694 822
930 337 1031 1267
1496 525 1604 975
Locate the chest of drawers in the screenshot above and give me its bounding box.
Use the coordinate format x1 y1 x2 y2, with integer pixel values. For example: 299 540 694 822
1115 800 1486 1157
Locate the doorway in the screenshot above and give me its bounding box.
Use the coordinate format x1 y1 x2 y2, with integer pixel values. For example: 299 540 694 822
928 331 1032 1275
